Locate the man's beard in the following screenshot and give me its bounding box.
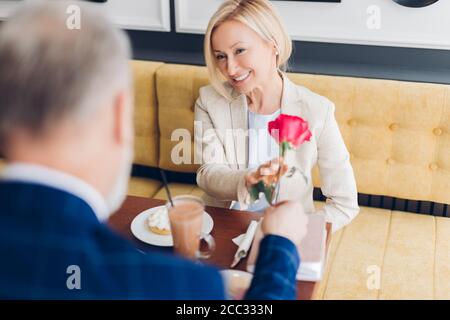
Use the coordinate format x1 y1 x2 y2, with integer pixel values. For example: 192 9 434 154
105 147 133 216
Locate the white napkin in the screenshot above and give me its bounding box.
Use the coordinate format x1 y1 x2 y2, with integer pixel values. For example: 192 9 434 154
232 234 246 246
231 220 259 267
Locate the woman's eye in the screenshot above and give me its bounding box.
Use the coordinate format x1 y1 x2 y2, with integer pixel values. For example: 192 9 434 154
235 48 246 54
215 54 226 60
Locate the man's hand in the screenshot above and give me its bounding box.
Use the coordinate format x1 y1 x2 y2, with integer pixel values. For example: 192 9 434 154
261 201 308 246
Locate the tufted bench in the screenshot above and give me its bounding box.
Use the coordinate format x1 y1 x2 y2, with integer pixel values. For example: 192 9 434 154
127 60 163 198
130 61 450 299
128 62 209 199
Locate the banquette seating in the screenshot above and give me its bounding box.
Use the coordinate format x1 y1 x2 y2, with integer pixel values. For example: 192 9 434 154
127 60 450 300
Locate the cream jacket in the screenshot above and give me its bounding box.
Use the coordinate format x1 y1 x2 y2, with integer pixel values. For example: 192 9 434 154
194 75 359 232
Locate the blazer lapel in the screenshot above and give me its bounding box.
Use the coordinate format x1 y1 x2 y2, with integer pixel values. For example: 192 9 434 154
229 93 248 170
277 74 311 199
280 73 306 117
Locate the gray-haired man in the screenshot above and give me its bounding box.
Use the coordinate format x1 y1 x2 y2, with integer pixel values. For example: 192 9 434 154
0 1 306 299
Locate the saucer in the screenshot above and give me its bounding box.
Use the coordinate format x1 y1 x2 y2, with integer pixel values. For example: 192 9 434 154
130 205 213 247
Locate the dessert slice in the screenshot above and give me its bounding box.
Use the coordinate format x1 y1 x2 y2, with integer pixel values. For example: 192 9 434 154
147 207 171 235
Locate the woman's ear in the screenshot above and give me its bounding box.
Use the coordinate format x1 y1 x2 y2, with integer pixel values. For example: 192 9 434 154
270 40 279 56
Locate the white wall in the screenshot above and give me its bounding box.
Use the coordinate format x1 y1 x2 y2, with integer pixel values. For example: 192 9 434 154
175 0 450 50
0 0 171 32
2 0 449 49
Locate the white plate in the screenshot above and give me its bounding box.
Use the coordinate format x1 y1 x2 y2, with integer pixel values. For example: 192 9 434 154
220 269 253 300
130 205 214 247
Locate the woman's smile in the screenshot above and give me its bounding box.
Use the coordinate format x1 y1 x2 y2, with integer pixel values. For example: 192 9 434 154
230 70 252 87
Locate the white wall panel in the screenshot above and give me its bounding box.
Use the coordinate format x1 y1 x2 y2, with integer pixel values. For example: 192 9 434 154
175 0 450 50
0 0 171 32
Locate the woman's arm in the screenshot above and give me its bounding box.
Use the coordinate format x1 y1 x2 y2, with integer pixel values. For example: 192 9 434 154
194 94 251 203
316 102 360 232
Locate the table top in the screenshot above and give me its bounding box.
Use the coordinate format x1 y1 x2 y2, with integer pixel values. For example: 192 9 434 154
108 196 331 300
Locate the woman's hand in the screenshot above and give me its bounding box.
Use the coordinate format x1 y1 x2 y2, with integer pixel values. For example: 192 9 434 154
245 157 288 189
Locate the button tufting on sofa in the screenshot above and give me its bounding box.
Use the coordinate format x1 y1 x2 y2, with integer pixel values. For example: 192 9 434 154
386 158 395 165
429 163 438 171
389 123 399 131
433 127 443 136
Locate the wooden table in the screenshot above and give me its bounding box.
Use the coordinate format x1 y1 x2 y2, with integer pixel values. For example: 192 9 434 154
108 196 331 300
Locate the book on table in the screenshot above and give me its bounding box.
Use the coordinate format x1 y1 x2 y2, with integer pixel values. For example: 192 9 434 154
246 213 328 282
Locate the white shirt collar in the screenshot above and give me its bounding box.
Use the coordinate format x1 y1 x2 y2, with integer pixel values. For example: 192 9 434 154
0 162 110 221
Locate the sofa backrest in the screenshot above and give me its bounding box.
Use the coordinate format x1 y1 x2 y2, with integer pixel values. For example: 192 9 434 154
155 64 209 173
130 60 163 168
288 73 450 205
132 61 450 206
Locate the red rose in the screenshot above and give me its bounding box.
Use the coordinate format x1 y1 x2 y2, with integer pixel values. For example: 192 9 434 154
268 114 312 152
249 114 312 205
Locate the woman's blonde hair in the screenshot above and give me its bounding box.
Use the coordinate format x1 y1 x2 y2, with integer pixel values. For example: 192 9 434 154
204 0 292 100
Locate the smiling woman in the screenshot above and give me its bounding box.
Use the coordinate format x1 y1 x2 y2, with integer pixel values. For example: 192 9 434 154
195 0 359 232
210 19 282 103
204 0 291 101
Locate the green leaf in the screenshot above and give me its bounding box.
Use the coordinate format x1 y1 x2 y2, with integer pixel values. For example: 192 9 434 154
249 181 276 204
263 184 275 204
249 181 265 202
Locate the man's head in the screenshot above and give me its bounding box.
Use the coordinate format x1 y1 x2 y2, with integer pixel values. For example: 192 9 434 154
0 1 134 212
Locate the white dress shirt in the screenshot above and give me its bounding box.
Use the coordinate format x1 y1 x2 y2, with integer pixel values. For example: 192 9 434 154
231 109 281 212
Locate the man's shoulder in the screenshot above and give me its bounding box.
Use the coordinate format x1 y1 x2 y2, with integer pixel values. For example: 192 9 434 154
0 181 93 217
0 182 225 299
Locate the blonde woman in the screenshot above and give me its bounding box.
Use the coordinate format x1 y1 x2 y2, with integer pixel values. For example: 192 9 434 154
195 0 359 232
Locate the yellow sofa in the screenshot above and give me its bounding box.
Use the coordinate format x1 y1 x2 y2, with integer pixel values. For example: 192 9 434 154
128 60 449 299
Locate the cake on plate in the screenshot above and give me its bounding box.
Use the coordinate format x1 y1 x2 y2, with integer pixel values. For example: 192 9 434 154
147 206 171 235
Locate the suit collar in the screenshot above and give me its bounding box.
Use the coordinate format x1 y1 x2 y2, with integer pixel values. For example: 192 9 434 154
0 180 101 229
1 162 110 221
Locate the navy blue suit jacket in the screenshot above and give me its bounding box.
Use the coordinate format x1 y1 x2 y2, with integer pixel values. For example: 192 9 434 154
0 181 299 299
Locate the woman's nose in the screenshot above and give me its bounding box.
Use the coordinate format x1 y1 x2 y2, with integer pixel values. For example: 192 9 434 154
227 58 238 76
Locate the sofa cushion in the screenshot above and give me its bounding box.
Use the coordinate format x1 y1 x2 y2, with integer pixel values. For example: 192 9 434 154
155 64 209 173
153 182 205 201
435 217 450 299
130 60 164 168
128 177 162 198
288 73 450 205
312 203 450 299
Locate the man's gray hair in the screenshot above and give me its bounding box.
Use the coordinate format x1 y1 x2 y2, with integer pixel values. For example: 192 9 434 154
0 0 132 149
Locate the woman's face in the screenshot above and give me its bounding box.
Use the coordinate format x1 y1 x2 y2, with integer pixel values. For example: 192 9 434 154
211 20 278 94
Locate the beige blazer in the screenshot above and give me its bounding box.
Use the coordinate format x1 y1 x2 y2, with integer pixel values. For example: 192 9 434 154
194 74 359 232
